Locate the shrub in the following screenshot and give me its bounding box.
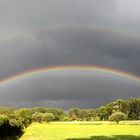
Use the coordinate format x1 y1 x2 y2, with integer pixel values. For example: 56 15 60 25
62 117 70 121
0 115 23 138
42 113 54 123
15 108 32 127
92 116 100 121
109 112 126 124
32 112 43 123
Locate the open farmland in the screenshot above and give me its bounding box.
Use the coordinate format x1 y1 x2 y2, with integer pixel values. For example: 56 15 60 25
20 121 140 140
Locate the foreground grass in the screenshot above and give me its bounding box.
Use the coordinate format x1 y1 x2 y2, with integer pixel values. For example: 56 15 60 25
20 121 140 140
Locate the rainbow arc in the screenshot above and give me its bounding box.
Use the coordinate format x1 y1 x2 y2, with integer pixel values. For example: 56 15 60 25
0 65 140 85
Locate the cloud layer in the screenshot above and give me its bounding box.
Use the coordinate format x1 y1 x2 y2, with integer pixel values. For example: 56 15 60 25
0 0 140 108
0 71 140 108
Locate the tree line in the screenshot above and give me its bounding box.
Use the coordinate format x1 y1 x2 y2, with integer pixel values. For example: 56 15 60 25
0 98 139 139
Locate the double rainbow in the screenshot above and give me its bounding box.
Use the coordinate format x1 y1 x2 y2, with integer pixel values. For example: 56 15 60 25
0 65 140 85
0 25 140 85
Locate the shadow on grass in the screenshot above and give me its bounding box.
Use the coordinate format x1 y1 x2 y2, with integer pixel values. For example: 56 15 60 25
67 135 140 140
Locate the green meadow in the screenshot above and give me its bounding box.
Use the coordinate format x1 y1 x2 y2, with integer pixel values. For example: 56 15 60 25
20 121 140 140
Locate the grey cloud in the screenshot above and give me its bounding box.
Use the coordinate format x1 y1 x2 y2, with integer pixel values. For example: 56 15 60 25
0 0 140 108
0 71 140 108
1 0 140 34
1 29 140 79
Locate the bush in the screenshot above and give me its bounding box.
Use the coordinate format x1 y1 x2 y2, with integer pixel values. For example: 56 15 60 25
42 113 54 123
92 116 100 121
62 117 70 121
15 108 32 127
49 108 65 121
109 112 126 124
32 112 43 123
0 115 23 138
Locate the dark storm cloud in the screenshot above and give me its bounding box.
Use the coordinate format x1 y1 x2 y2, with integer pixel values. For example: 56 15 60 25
0 30 140 79
0 71 140 108
0 0 140 108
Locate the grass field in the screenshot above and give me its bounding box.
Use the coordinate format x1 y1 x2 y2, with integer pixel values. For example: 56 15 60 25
20 121 140 140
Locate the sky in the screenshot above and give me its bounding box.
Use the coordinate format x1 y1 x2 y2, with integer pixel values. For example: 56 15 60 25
0 0 140 109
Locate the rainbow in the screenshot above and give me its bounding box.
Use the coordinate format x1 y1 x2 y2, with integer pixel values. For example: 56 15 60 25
1 25 140 85
0 65 140 85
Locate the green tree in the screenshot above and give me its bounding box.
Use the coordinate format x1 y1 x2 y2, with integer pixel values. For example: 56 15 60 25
32 112 43 123
62 116 70 121
0 115 23 139
42 113 54 123
68 108 81 120
109 112 126 124
98 106 109 120
49 108 65 121
15 108 32 127
31 107 50 114
128 98 140 120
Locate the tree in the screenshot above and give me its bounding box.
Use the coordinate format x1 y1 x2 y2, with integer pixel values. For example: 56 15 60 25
98 106 109 120
92 116 100 121
109 112 126 124
49 108 65 121
32 112 43 123
15 108 32 127
31 107 50 114
128 98 140 120
0 107 15 116
42 113 54 123
62 117 70 121
68 108 81 120
0 114 23 139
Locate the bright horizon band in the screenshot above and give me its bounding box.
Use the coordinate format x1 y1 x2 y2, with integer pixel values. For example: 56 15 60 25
0 65 140 85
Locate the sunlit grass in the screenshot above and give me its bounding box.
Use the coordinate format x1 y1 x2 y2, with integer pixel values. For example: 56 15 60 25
20 121 140 140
